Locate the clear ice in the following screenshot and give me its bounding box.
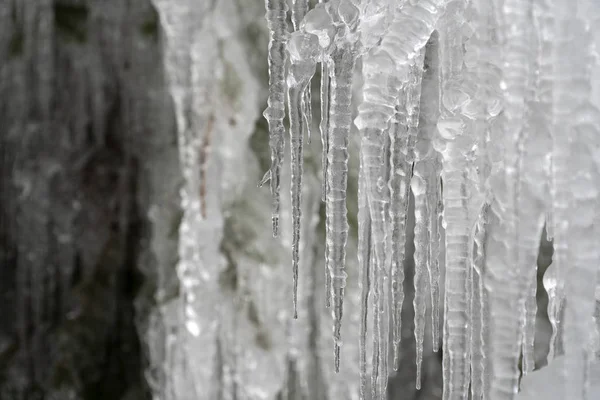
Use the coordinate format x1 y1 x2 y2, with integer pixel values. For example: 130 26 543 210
149 0 600 398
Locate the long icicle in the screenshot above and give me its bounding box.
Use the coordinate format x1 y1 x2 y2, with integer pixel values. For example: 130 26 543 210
287 32 320 318
412 32 440 387
388 90 411 370
358 160 372 400
436 2 474 398
263 0 289 237
303 1 335 309
325 0 360 371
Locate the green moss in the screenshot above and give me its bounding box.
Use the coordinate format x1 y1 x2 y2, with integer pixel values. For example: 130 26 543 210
54 4 89 44
140 7 159 42
249 116 271 173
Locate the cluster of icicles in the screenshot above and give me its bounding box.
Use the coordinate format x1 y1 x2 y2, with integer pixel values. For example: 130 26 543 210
261 0 600 399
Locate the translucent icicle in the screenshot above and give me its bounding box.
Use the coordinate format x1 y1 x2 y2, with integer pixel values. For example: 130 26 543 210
484 0 539 397
564 112 600 400
378 132 391 398
371 247 381 400
325 0 360 370
321 62 331 202
548 0 582 363
303 3 336 310
470 203 490 400
356 0 448 374
292 0 312 147
322 60 332 308
358 163 372 400
562 55 600 400
435 2 476 398
388 92 411 370
411 168 429 390
429 162 443 350
411 32 440 386
264 0 289 236
287 32 320 318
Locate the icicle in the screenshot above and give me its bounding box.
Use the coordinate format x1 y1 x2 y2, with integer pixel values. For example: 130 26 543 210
563 105 600 400
388 91 410 370
547 0 590 365
321 62 331 203
371 240 381 400
287 31 320 318
302 2 335 309
481 0 544 397
358 163 372 400
378 131 392 397
356 0 448 376
434 2 478 398
322 0 360 371
292 0 309 32
470 202 490 400
264 0 289 237
429 161 443 350
412 169 429 390
292 0 313 148
561 26 600 398
411 31 440 387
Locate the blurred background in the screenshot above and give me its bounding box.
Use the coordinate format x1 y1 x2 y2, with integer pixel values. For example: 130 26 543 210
0 1 554 399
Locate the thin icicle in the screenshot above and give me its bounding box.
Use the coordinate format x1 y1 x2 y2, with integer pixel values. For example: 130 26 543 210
378 131 392 397
388 92 411 370
563 104 600 400
321 62 331 203
371 241 381 400
302 2 334 307
411 31 440 386
429 162 443 350
358 164 372 400
323 0 360 371
287 31 320 318
292 0 313 147
561 25 600 396
470 202 490 400
263 0 289 237
548 0 583 364
412 169 429 390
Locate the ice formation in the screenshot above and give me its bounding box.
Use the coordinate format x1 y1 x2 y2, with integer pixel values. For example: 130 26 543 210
259 0 600 399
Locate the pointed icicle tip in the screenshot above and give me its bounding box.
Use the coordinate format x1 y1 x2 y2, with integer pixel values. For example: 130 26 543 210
258 170 271 188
